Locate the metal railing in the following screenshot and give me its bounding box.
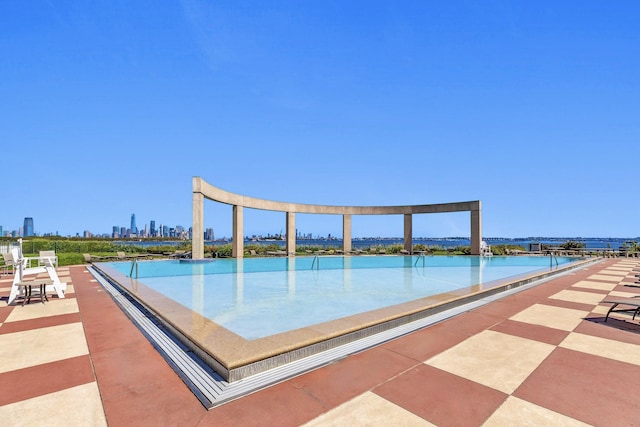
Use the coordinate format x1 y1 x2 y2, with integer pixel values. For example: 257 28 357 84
414 251 427 267
129 257 139 279
311 254 319 270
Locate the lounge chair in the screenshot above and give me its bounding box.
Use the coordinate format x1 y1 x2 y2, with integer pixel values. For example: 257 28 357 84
117 251 153 260
480 241 493 257
624 276 640 288
601 296 640 322
83 253 109 262
266 250 287 257
38 250 58 267
2 251 15 275
117 251 143 260
168 250 191 259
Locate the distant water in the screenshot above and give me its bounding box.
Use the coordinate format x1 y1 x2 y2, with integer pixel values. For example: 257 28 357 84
240 237 636 250
120 237 638 250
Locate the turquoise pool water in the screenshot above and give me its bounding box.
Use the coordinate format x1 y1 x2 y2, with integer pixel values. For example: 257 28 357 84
106 255 578 340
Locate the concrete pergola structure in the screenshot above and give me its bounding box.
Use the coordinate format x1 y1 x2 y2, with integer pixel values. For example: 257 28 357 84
192 176 482 259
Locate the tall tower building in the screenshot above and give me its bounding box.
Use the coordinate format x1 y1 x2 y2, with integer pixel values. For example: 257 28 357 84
150 220 156 237
205 228 214 241
23 217 34 236
131 214 137 235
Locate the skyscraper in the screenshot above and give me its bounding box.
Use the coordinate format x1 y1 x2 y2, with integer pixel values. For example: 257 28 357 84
150 220 156 237
131 214 137 235
23 217 34 236
205 228 214 241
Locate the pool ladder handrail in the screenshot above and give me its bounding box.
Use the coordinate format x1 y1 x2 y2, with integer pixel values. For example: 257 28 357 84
550 251 559 268
129 257 138 279
311 254 319 270
414 251 426 267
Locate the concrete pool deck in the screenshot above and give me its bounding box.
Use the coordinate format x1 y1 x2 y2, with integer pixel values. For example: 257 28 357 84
1 258 640 425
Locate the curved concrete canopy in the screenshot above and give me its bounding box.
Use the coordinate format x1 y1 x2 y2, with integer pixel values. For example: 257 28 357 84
192 176 482 258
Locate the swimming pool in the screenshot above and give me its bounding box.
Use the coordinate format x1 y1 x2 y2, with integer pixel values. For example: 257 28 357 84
93 254 592 383
104 255 577 340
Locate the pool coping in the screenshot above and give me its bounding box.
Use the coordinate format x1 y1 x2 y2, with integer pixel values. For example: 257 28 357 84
91 256 599 383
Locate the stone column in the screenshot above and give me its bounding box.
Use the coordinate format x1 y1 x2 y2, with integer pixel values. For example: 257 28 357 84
286 212 296 256
343 214 352 253
232 205 244 258
470 203 482 255
192 191 204 260
403 214 412 253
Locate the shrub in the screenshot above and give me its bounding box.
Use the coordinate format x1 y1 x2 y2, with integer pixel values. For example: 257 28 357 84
560 241 585 250
209 244 232 257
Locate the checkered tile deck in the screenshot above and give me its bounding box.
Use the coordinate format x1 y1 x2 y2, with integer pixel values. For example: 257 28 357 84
1 259 639 426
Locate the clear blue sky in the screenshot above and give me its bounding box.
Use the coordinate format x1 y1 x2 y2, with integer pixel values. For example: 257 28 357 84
2 1 638 239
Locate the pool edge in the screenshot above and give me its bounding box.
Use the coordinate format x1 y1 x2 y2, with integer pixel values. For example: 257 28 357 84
89 257 599 384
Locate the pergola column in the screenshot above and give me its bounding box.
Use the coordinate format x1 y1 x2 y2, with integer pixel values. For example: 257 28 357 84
192 191 204 260
470 204 482 255
403 214 412 253
233 205 244 258
343 214 352 253
286 212 296 256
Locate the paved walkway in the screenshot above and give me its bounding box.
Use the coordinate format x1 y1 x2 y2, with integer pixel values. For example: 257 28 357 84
1 258 640 426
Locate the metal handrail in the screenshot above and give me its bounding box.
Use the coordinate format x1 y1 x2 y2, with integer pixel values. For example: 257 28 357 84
311 254 319 270
129 257 138 279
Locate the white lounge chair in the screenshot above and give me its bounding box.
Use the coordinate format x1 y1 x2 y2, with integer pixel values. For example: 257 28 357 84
7 248 66 305
481 241 493 257
2 251 15 275
38 250 58 268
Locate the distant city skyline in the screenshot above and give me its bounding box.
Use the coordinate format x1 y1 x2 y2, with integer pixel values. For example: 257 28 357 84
1 214 638 242
0 215 191 239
